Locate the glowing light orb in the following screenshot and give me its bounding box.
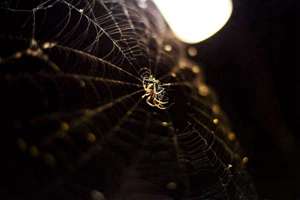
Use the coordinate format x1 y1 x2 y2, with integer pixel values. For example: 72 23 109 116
153 0 233 43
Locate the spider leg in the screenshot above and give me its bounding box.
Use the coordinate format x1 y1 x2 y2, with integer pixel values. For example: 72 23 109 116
157 104 167 110
154 98 168 105
146 96 156 107
156 88 165 95
142 93 149 99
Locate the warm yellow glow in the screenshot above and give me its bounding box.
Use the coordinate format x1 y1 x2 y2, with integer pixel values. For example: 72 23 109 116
153 0 233 43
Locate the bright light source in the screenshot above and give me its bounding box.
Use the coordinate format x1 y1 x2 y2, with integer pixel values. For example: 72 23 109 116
153 0 233 44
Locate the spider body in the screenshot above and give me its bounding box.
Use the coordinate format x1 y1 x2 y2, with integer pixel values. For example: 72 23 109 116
141 71 168 109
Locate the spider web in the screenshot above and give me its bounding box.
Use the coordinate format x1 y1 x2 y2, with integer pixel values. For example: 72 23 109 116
0 0 257 199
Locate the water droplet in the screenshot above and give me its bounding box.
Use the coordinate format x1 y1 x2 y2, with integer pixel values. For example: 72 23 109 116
166 182 177 190
30 38 38 48
187 46 198 57
42 42 50 49
162 121 169 127
192 65 200 74
90 190 106 200
87 133 96 143
29 47 43 57
79 80 86 87
14 52 22 59
164 44 173 52
228 132 236 141
29 146 39 157
42 42 56 49
213 118 219 125
242 157 249 165
212 104 221 114
61 122 70 131
198 85 209 96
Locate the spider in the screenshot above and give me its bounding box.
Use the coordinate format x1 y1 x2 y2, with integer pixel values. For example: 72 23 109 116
141 70 168 109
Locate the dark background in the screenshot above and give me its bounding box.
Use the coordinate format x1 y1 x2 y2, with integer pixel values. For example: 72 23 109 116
189 0 299 199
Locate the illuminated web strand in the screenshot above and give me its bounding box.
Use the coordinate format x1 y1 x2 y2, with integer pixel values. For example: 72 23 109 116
52 44 142 82
37 88 144 147
63 0 140 73
8 0 141 75
59 73 142 87
161 81 192 87
190 115 235 157
30 87 143 127
100 1 136 48
75 97 143 167
177 127 232 200
119 0 151 66
75 88 141 123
